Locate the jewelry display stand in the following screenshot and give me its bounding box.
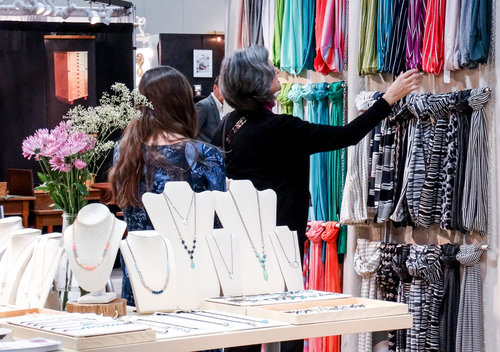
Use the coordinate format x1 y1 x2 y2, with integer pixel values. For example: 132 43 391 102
63 203 126 304
206 229 242 296
213 180 284 295
15 234 63 308
120 231 177 314
0 216 22 256
268 226 304 291
0 228 40 304
142 182 220 309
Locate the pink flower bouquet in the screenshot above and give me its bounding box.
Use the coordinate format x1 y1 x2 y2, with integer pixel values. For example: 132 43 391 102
22 121 96 215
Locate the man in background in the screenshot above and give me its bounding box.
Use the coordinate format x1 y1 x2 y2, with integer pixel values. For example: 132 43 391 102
195 76 223 143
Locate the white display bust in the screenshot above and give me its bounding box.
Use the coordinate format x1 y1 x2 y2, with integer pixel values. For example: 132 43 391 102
206 229 242 296
269 226 304 291
16 234 63 308
213 180 284 295
0 217 22 256
142 181 220 309
0 228 40 305
63 203 126 304
120 230 177 314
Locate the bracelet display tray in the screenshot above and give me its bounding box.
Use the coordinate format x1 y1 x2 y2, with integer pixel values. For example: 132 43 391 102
245 297 408 325
1 313 156 351
201 290 351 315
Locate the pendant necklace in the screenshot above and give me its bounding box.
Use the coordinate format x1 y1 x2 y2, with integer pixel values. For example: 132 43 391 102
229 189 268 281
212 233 234 280
72 216 116 271
126 235 171 295
163 192 197 269
273 231 299 268
35 240 61 301
0 240 34 293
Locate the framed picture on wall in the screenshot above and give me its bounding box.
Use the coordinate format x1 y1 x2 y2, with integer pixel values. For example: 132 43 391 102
193 49 213 78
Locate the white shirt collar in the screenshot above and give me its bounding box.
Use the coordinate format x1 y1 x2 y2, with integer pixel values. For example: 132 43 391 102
211 92 223 116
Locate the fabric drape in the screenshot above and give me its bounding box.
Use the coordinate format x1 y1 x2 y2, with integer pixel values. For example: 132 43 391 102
462 88 490 233
306 221 325 352
241 0 251 48
377 243 399 352
288 83 304 119
458 0 473 68
469 0 491 65
333 0 346 72
444 0 461 70
225 0 245 54
261 0 275 52
249 0 264 46
456 244 484 352
276 83 294 115
321 222 341 352
385 0 409 75
393 244 412 352
280 0 304 74
358 0 378 75
272 0 285 67
439 244 460 352
354 239 381 352
302 0 316 70
314 0 330 74
422 0 447 75
406 0 427 70
377 0 393 71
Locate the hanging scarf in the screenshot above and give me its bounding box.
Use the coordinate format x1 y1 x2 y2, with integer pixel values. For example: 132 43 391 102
376 242 399 352
313 0 330 74
302 0 316 70
272 0 285 67
444 0 462 71
392 244 412 352
377 0 394 72
321 222 341 352
469 0 491 66
462 88 490 234
458 0 473 68
305 222 325 352
406 244 443 352
226 0 245 54
280 0 304 74
354 239 381 352
249 0 264 46
276 83 294 115
318 0 337 73
406 0 427 70
456 244 484 352
333 0 346 72
367 122 383 221
288 83 305 119
439 244 461 352
303 239 310 290
241 0 251 48
358 0 378 75
385 0 409 75
261 0 275 51
422 0 446 75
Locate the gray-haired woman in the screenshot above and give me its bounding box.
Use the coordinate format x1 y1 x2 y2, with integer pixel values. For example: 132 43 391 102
212 46 421 258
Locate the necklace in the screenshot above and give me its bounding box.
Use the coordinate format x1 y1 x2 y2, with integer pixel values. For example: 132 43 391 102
163 192 197 269
229 189 268 281
0 240 34 291
72 216 115 271
212 233 234 280
273 231 299 269
125 235 171 295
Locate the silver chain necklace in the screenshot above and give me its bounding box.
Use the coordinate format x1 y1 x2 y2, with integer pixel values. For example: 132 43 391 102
212 233 234 280
125 235 171 295
163 192 197 269
273 231 299 268
228 189 268 281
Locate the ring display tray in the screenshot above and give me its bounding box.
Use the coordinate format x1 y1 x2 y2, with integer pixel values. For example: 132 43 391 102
2 313 156 350
202 290 351 315
245 297 408 325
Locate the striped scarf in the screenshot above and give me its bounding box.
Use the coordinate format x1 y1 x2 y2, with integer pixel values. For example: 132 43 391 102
392 244 412 352
406 0 427 70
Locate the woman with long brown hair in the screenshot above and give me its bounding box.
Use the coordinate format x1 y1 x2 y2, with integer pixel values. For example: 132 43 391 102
109 66 226 305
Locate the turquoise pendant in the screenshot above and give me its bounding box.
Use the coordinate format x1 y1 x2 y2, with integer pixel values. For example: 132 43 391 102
263 268 268 281
191 261 195 269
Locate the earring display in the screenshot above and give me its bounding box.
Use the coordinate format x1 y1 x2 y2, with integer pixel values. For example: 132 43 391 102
229 189 268 281
205 290 351 307
72 217 116 271
163 192 197 269
125 235 171 295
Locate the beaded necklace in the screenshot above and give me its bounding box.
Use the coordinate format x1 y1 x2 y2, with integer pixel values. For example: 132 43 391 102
125 235 171 295
228 189 268 281
72 216 115 271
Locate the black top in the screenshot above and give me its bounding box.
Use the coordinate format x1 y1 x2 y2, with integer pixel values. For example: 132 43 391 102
212 98 392 249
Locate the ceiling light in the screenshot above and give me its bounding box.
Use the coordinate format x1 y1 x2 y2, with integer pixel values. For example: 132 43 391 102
33 1 46 15
86 8 100 24
59 3 76 19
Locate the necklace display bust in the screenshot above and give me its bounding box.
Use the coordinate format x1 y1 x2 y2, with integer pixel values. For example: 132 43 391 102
64 203 126 304
0 217 22 257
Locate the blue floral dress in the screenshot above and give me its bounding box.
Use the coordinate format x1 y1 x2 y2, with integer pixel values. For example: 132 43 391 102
116 140 226 306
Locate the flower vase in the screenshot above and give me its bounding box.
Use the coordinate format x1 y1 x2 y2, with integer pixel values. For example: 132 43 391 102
62 212 77 234
60 212 77 311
